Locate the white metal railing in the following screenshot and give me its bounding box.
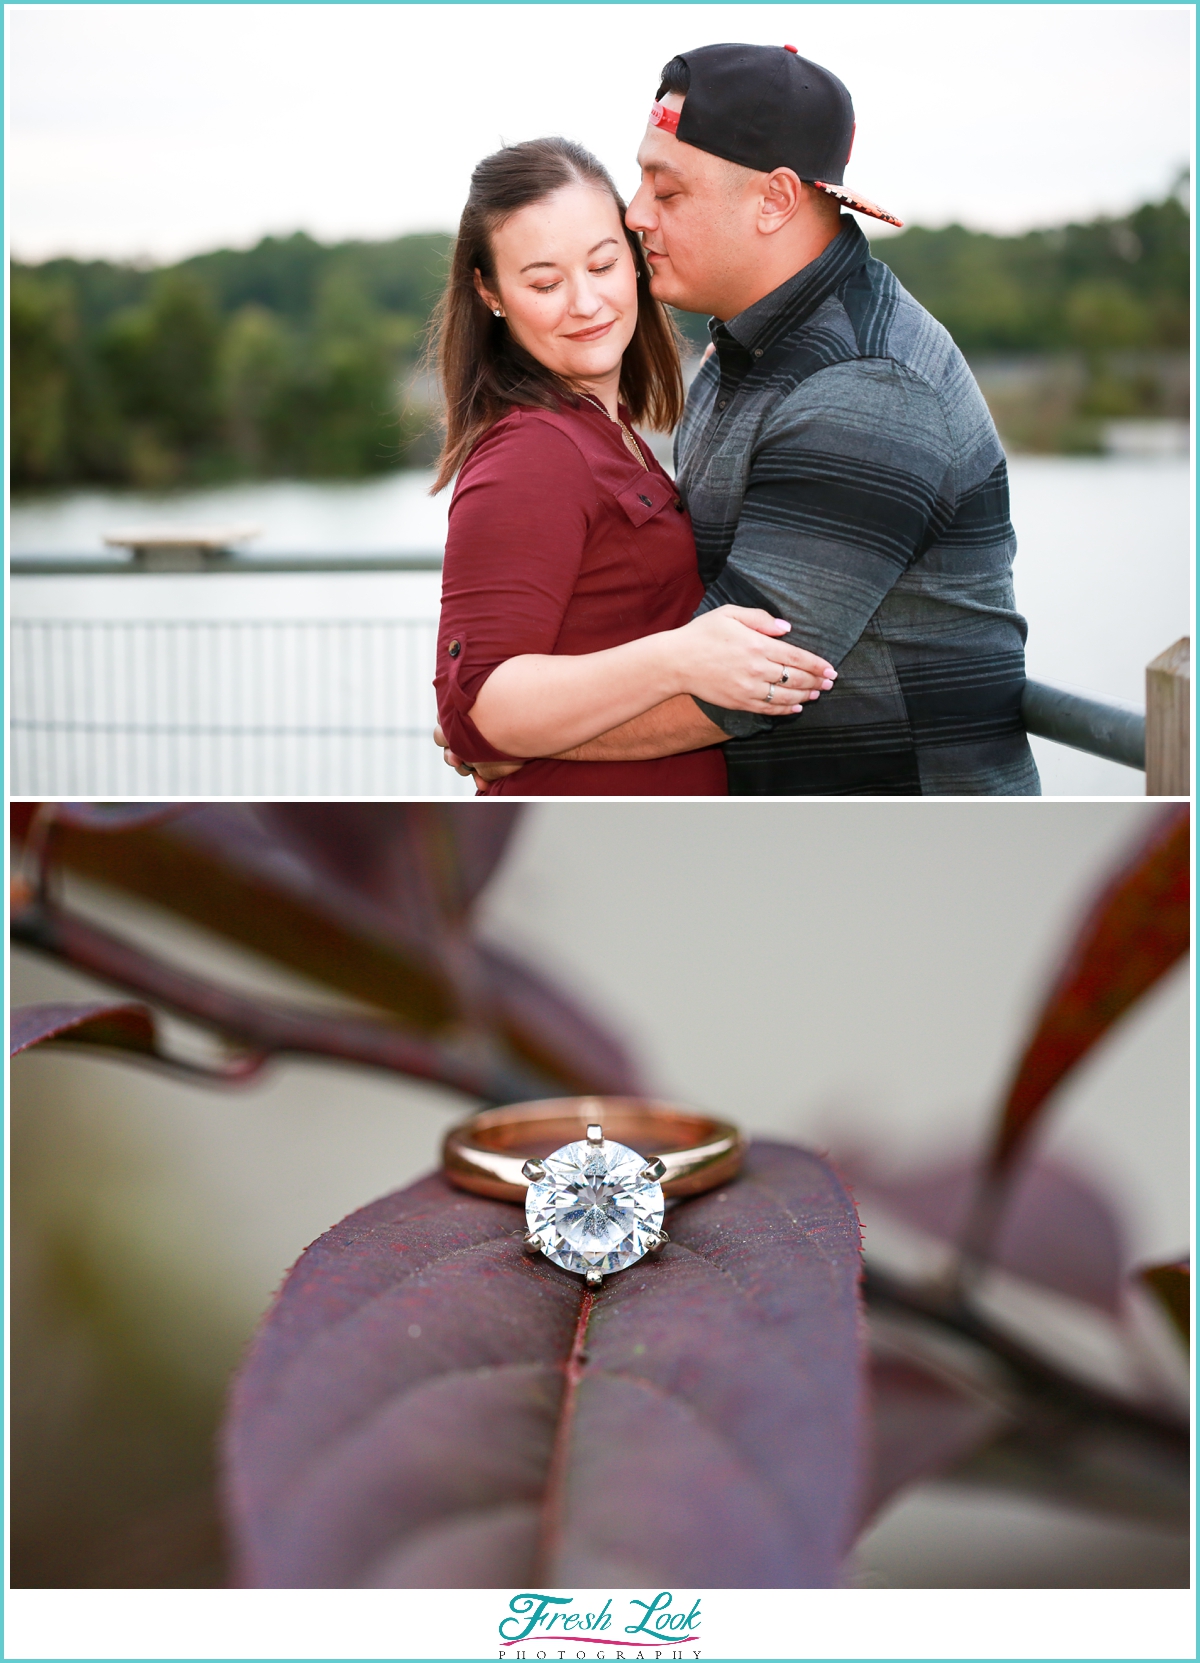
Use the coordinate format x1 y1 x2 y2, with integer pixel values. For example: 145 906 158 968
10 615 473 797
9 562 1187 798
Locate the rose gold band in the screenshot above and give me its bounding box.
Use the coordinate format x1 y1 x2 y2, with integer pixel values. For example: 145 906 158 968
442 1096 744 1204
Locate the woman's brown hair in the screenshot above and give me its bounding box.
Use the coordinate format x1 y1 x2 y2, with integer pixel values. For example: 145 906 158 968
428 136 684 493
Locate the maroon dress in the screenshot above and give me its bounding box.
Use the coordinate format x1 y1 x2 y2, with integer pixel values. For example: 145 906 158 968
434 399 727 796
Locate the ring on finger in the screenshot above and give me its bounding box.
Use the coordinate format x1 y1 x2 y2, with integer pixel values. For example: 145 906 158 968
765 683 774 704
779 669 790 685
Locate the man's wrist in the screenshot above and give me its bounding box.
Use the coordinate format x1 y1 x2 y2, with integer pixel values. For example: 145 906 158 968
693 696 774 739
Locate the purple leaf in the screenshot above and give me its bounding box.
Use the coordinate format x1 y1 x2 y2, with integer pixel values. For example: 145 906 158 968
34 803 194 832
223 1141 864 1588
863 1355 1006 1523
257 802 521 922
852 1155 1127 1314
11 1000 159 1058
9 802 195 844
480 944 644 1098
13 803 512 1022
12 803 641 1098
10 999 267 1084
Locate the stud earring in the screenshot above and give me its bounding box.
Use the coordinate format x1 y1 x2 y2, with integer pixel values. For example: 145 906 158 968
493 309 504 318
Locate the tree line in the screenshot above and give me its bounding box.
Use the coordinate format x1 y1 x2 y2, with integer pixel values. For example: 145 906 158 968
11 184 1188 490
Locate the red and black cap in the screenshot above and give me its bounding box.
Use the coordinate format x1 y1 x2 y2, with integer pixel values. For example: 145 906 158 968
650 42 901 227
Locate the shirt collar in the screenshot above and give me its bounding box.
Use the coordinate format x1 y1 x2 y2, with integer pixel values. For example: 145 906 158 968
710 216 870 354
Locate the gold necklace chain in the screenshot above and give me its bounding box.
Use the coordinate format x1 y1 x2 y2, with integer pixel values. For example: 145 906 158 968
582 393 649 471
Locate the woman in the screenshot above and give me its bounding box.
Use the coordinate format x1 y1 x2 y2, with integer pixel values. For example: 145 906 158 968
431 137 835 795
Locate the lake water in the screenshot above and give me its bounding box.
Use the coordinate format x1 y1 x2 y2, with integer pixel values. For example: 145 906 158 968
12 455 1191 796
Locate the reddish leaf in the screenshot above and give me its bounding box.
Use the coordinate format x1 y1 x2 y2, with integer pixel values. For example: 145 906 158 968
11 804 640 1098
479 944 644 1101
863 1354 1006 1523
38 804 193 832
11 905 549 1103
13 803 479 1021
223 1141 865 1588
990 805 1189 1175
11 1000 159 1059
10 999 266 1084
1140 1260 1189 1347
9 802 193 841
853 1156 1127 1313
257 802 519 923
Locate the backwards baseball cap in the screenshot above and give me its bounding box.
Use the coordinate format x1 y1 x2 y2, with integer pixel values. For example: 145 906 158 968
650 42 901 227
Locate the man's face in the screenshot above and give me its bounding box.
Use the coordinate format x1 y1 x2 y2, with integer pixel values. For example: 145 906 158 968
626 92 761 319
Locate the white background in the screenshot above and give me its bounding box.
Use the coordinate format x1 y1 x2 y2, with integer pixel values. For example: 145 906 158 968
4 1584 1195 1659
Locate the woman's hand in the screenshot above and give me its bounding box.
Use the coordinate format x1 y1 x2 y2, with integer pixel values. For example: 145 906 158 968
460 608 835 758
669 607 836 713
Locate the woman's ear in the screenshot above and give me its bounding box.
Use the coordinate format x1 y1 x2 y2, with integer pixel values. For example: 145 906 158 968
473 268 502 315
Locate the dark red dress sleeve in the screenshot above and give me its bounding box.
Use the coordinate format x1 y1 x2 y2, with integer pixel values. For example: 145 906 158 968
434 414 600 761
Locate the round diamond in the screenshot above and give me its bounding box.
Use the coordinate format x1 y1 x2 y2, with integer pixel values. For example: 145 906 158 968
525 1138 665 1278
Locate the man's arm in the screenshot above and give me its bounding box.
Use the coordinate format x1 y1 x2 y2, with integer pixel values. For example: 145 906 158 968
553 695 726 762
435 697 723 778
689 359 958 741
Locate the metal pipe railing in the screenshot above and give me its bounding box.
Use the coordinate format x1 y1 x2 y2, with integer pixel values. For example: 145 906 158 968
10 553 444 575
1020 679 1145 771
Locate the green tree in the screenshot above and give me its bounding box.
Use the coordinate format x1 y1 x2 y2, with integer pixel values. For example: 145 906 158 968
295 269 406 476
219 305 297 474
1064 280 1151 353
99 270 222 480
10 274 75 484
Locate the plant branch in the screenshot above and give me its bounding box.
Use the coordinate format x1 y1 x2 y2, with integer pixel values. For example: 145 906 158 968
864 1261 1188 1524
12 893 552 1107
864 1262 1186 1443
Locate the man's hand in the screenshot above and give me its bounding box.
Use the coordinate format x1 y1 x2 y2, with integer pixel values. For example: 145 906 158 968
433 725 526 785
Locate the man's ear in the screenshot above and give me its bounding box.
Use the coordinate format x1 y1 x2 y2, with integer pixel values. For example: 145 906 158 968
757 168 803 235
473 268 501 312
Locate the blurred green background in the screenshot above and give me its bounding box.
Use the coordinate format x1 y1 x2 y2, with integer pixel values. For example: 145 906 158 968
11 180 1189 491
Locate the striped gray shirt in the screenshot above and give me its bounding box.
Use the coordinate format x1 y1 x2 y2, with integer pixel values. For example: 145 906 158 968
679 217 1040 795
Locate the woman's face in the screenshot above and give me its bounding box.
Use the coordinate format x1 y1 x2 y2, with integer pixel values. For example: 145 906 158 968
477 182 639 391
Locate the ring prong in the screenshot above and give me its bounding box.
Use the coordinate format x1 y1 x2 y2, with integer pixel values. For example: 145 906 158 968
585 1267 603 1286
586 1124 603 1145
522 1230 542 1254
648 1229 670 1253
640 1157 666 1182
521 1158 547 1182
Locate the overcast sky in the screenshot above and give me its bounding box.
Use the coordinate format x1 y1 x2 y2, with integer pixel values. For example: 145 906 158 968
7 3 1193 264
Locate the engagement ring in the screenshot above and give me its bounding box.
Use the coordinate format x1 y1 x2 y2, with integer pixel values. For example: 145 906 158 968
443 1097 743 1284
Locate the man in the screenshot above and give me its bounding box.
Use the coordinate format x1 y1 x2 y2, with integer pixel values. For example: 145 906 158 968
442 42 1040 794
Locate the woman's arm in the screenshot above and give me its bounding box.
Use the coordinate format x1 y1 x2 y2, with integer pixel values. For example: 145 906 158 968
435 417 835 762
469 605 835 756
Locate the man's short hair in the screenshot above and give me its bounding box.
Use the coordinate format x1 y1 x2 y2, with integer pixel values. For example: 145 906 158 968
656 55 690 99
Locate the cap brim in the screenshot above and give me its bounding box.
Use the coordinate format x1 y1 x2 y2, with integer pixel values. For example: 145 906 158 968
813 181 903 228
